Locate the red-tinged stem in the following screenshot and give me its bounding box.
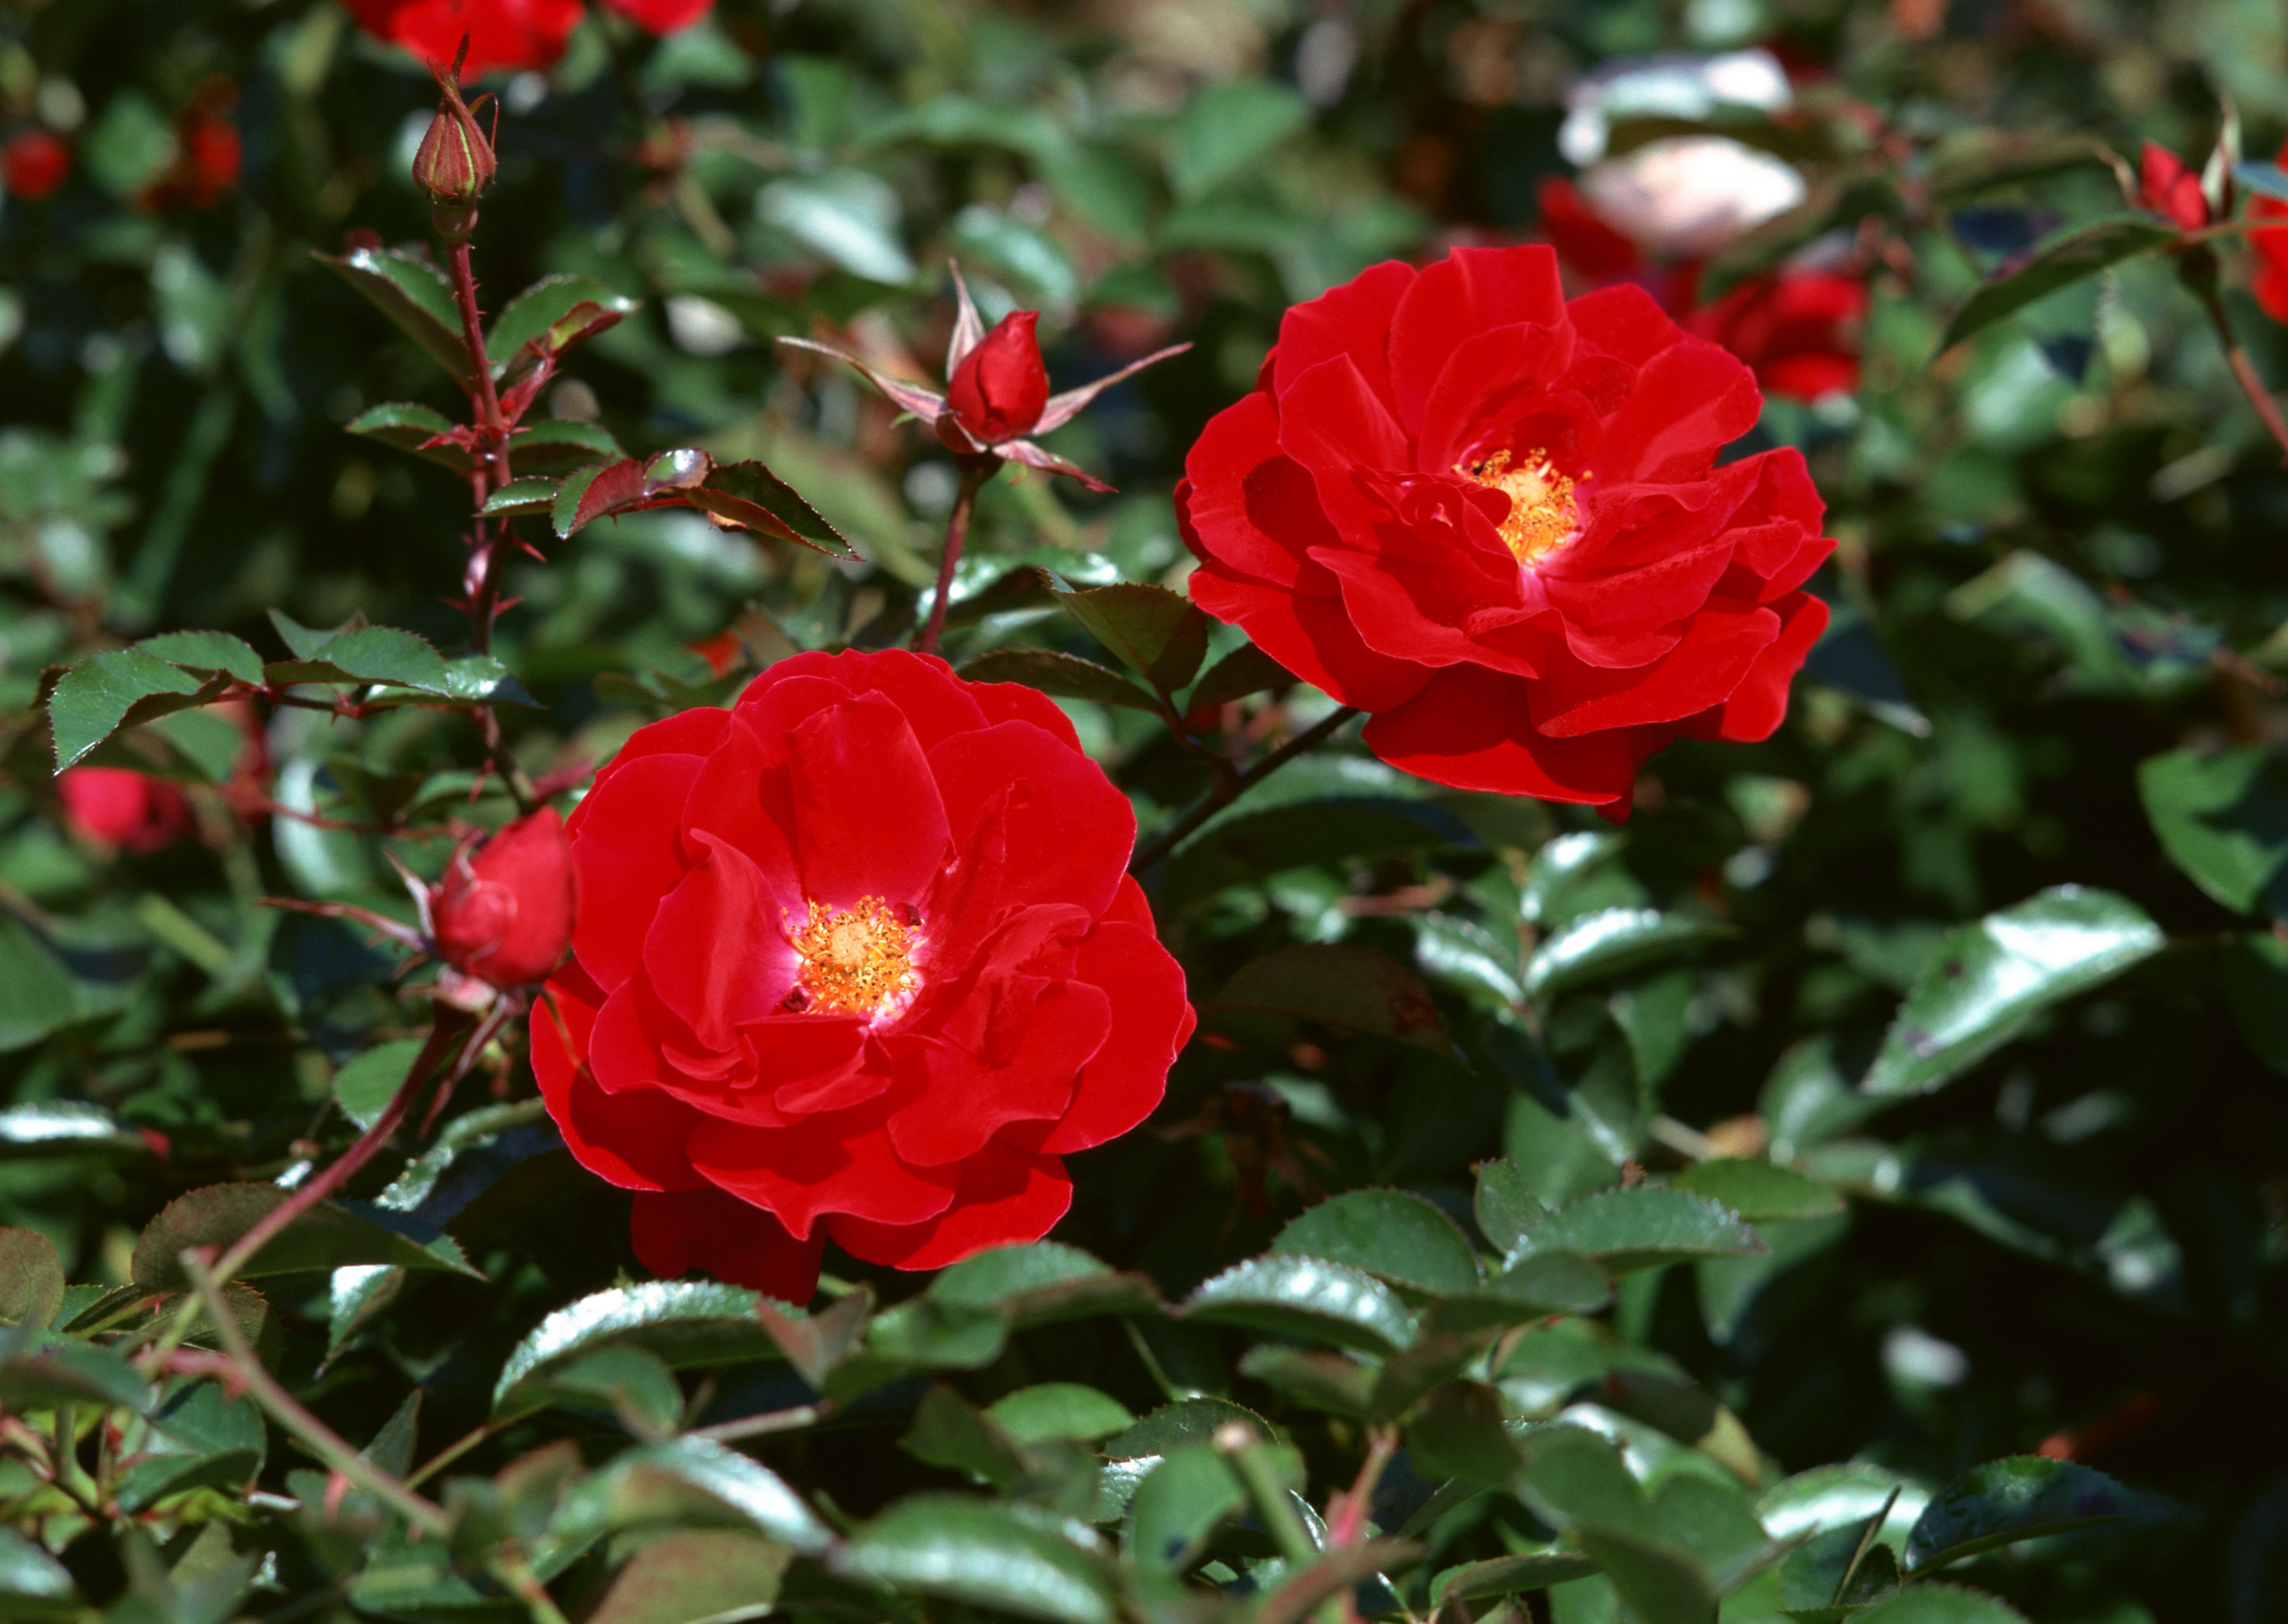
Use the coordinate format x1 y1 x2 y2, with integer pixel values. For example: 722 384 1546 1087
916 458 994 658
1131 706 1362 872
2198 285 2288 465
1327 1427 1399 1550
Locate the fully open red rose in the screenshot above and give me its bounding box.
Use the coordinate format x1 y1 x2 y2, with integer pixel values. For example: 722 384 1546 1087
1178 244 1834 814
530 648 1193 1301
341 0 710 76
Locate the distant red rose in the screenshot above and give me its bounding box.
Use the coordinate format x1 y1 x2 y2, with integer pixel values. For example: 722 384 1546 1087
2 130 70 201
529 649 1193 1301
341 0 712 74
1178 244 1834 814
428 808 576 991
1687 269 1868 401
1536 176 1643 282
2137 140 2208 232
57 769 193 854
2252 137 2288 326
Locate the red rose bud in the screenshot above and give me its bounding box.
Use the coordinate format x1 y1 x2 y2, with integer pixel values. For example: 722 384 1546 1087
430 809 576 991
945 310 1050 445
57 768 192 854
2 130 71 201
413 71 497 218
2138 140 2208 231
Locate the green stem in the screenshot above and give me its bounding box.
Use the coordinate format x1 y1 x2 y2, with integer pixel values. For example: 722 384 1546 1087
1131 706 1361 872
915 457 994 658
1216 1424 1319 1570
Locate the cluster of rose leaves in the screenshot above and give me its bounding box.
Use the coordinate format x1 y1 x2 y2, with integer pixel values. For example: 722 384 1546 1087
27 1 2288 1311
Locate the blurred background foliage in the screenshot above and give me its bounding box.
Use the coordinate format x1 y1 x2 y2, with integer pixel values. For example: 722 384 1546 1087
3 0 2288 1619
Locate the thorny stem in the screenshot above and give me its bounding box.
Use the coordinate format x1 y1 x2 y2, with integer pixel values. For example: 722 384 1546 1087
2197 284 2288 465
916 458 993 658
1131 706 1363 872
180 1256 453 1538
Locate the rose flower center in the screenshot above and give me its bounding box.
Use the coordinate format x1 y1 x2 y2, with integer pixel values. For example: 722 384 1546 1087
1464 449 1578 567
783 895 920 1016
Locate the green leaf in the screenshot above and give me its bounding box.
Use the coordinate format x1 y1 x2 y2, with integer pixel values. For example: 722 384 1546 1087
1125 1441 1249 1574
345 401 462 468
551 451 852 556
1516 1189 1763 1276
1424 1252 1613 1333
2224 931 2288 1073
488 273 639 378
313 245 470 378
1667 1160 1844 1222
130 1183 478 1289
330 1038 429 1132
1104 1397 1273 1461
1576 1522 1719 1624
1168 78 1312 199
554 1436 834 1554
1935 214 2176 354
1523 908 1731 1003
0 1526 81 1616
1409 1380 1523 1485
987 1384 1136 1446
2136 748 2288 915
299 625 451 691
514 417 626 474
958 648 1158 712
479 477 561 517
0 1333 152 1413
1861 886 2164 1097
0 924 90 1056
1179 1253 1418 1354
1272 1189 1483 1295
1474 1157 1554 1254
1903 1456 2167 1574
1052 582 1212 693
758 171 918 285
679 460 853 556
1187 641 1294 710
514 1345 686 1436
1778 1512 1903 1612
135 630 264 686
0 1101 147 1157
1432 1550 1601 1603
114 1377 267 1511
928 1240 1161 1325
584 1529 790 1624
0 1228 64 1328
48 647 217 770
1519 1425 1647 1529
1236 1345 1377 1416
496 1283 792 1412
1851 1587 2031 1624
902 1385 1032 1488
1209 943 1453 1056
831 1494 1119 1624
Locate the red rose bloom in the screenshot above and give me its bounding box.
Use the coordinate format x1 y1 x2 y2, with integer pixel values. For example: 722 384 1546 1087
428 809 576 991
2 130 70 201
1686 270 1868 402
1178 244 1834 813
340 0 710 76
57 769 193 854
2251 138 2288 326
529 649 1194 1301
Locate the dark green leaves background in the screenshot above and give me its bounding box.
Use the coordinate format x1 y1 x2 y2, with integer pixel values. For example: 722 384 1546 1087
3 0 2288 1619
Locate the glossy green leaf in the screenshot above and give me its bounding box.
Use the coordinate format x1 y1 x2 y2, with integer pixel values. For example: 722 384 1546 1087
48 647 218 769
0 1333 152 1413
2223 931 2288 1073
1515 1188 1763 1275
901 1385 1032 1488
1168 78 1311 199
479 477 560 517
114 1376 266 1511
1778 1511 1903 1613
831 1495 1118 1624
1518 1425 1647 1530
1904 1456 2167 1574
1935 215 2176 354
514 417 624 472
0 926 86 1056
1432 1550 1601 1603
1474 1156 1554 1254
313 245 469 378
0 1228 64 1328
2136 748 2288 915
1209 943 1453 1056
1052 582 1211 693
513 1345 686 1436
1523 908 1730 1003
1125 1442 1248 1574
554 1436 834 1554
1180 1253 1417 1353
1861 886 2164 1097
345 400 461 466
584 1529 789 1624
958 648 1158 712
1576 1522 1719 1624
487 273 639 378
987 1384 1136 1446
1236 1344 1378 1416
496 1283 790 1411
330 1037 428 1132
135 629 264 685
1852 1587 2031 1624
1272 1189 1483 1295
0 1526 80 1616
2234 161 2288 203
1187 641 1294 710
0 1102 147 1157
130 1183 476 1290
928 1240 1160 1325
1408 1380 1522 1485
1426 1252 1614 1332
759 171 918 285
1667 1160 1844 1221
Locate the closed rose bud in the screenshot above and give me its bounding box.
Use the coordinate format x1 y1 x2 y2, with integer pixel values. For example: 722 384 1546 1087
430 809 575 991
412 74 496 217
2138 140 2208 232
945 310 1050 444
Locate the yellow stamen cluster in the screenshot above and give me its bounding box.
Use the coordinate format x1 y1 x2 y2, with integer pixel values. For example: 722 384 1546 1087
1464 449 1578 567
786 896 918 1016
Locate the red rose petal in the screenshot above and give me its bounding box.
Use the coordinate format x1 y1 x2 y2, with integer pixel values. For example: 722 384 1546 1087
1528 600 1781 738
1031 921 1190 1154
1180 392 1316 588
1186 561 1433 713
531 969 707 1192
1388 245 1567 433
1592 338 1761 485
1703 589 1830 743
1415 319 1580 479
787 694 952 909
824 1140 1072 1270
889 979 1109 1166
642 832 803 1044
678 711 804 903
569 754 705 992
928 722 1132 918
631 1187 824 1302
688 1109 960 1240
1272 257 1414 409
1363 664 1639 803
832 648 997 750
